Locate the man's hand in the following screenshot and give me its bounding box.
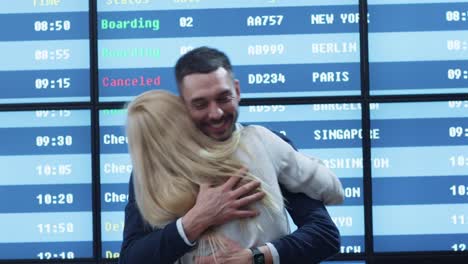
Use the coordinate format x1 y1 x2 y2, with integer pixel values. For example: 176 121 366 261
194 236 250 264
195 236 273 264
182 168 265 241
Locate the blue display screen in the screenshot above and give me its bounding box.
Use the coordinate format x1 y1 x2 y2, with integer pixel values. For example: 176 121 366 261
0 109 93 260
0 0 90 103
99 109 130 258
368 0 468 95
371 101 468 252
97 0 361 101
1 0 467 262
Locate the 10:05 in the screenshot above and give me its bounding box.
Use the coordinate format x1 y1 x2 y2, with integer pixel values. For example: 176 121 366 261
36 164 72 176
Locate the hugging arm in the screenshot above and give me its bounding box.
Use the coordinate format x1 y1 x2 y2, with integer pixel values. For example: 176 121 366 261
272 187 341 263
119 173 265 264
270 131 341 263
118 176 193 264
266 128 344 205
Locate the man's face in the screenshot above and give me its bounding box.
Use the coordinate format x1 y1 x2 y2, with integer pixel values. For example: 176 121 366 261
180 67 241 141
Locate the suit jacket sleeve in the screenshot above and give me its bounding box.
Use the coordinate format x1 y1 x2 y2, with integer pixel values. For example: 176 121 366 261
118 175 194 264
271 131 341 263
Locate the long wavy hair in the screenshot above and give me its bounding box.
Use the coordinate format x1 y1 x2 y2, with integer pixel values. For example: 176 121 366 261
126 90 279 258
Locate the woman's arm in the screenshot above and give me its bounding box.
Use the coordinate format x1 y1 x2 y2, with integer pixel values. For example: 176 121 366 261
255 125 345 205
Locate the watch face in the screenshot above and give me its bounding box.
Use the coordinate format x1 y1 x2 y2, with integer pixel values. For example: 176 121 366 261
254 254 265 264
254 253 265 264
251 248 265 264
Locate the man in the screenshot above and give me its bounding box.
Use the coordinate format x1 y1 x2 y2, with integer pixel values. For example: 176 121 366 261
119 47 341 264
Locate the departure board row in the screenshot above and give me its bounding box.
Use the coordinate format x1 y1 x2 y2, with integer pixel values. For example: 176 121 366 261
3 0 467 103
97 0 361 101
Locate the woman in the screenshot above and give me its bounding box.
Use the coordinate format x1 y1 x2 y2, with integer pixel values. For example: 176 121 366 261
126 90 343 263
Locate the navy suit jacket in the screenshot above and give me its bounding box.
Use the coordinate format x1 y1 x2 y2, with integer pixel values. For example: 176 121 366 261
119 132 340 264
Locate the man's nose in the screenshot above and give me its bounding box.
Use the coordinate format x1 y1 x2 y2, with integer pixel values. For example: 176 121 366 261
207 104 223 120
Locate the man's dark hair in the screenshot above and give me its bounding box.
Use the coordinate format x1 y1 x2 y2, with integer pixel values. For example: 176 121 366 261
175 46 233 89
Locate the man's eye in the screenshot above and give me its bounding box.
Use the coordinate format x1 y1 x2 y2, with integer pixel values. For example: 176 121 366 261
192 102 207 109
218 96 232 103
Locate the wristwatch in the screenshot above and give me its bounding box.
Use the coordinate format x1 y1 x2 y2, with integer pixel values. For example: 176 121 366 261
249 247 265 264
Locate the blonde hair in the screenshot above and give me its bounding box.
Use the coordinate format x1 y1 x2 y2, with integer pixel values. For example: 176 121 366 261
126 90 279 258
